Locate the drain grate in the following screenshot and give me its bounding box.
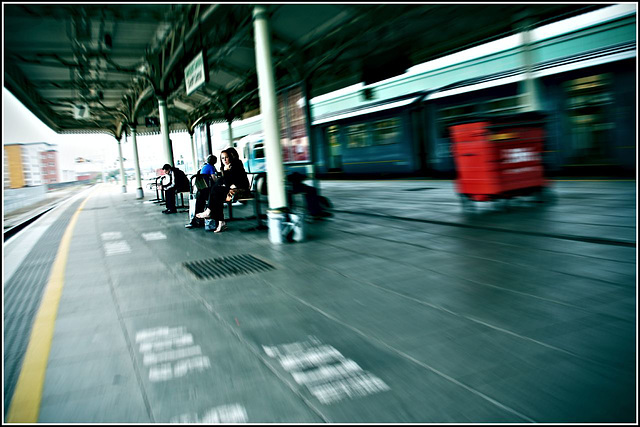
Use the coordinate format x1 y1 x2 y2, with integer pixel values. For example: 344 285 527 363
403 187 435 191
183 254 275 280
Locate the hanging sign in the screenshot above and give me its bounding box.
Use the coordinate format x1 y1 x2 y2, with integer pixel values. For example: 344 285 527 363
184 51 208 96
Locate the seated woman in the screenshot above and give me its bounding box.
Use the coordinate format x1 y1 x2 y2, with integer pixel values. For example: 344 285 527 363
196 148 250 233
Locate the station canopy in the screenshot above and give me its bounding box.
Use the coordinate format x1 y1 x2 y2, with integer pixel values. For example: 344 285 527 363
3 4 605 138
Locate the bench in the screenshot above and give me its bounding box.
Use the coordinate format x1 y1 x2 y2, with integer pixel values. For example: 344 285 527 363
226 172 267 229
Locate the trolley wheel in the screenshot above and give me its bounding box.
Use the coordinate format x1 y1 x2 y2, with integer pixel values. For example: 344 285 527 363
534 186 555 203
460 194 475 212
494 198 510 211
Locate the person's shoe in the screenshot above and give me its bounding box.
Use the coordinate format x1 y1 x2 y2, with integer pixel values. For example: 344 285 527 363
161 209 170 213
196 208 211 219
185 223 202 229
163 209 177 214
214 221 227 233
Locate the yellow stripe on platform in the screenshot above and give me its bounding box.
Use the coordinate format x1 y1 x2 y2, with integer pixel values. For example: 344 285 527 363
7 193 92 423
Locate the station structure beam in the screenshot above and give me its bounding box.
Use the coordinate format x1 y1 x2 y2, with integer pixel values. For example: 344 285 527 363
130 125 144 199
116 135 127 193
253 5 288 244
157 97 175 166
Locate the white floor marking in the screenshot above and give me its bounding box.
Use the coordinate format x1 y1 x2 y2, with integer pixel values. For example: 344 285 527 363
101 231 123 240
142 345 203 366
136 326 210 382
139 334 194 353
136 326 186 342
142 231 167 241
103 240 131 256
263 336 390 405
170 404 248 423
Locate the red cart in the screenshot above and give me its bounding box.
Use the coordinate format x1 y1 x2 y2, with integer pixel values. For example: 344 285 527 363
450 112 552 210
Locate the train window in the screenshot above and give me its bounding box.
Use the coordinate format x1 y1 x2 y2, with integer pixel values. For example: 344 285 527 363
438 103 478 138
347 124 368 148
373 118 400 145
327 125 340 147
254 143 265 159
486 95 524 114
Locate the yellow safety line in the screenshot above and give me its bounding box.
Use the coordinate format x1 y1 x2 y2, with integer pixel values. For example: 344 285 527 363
7 192 93 423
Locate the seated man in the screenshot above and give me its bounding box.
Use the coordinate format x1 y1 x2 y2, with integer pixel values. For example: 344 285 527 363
186 155 217 228
161 163 189 214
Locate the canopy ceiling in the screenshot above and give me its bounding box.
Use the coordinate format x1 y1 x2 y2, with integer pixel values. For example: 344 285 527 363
3 3 604 138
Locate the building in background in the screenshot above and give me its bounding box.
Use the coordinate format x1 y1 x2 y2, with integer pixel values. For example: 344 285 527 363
40 148 59 184
3 142 58 189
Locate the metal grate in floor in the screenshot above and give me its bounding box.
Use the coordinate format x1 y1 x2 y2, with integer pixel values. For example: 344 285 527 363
403 187 436 191
183 254 275 280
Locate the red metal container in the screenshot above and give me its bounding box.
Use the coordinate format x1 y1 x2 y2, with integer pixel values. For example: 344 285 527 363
450 112 549 205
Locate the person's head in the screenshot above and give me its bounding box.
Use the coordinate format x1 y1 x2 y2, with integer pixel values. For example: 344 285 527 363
162 164 171 173
220 150 231 168
227 147 239 161
206 155 217 166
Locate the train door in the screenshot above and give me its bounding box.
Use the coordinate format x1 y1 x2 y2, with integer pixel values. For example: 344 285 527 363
326 125 342 171
563 74 614 166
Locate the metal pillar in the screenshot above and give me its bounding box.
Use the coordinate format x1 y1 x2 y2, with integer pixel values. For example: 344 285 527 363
205 124 213 157
301 78 320 192
520 19 542 111
158 97 174 165
253 5 288 244
189 131 198 173
227 119 234 147
117 136 127 193
130 126 144 198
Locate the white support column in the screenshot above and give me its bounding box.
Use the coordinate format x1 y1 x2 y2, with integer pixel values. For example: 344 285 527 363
520 21 542 111
131 126 144 198
301 79 319 192
227 120 234 147
253 5 289 244
158 98 174 165
117 137 127 193
190 131 198 173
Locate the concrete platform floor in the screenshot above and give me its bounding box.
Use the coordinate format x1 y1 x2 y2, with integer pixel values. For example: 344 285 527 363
3 179 636 423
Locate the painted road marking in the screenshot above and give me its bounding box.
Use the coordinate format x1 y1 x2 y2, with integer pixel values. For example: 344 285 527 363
7 192 94 422
142 231 167 241
139 333 194 353
170 404 248 423
101 231 123 240
142 345 203 366
136 326 211 382
263 337 390 405
103 240 131 256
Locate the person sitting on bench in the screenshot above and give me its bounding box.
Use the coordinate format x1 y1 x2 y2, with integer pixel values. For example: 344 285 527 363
185 155 217 229
161 163 189 214
196 148 249 233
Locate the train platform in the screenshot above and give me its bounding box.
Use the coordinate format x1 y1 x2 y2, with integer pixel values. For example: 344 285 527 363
3 178 637 423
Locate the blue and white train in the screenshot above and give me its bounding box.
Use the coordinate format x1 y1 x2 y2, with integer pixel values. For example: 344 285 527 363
221 4 636 178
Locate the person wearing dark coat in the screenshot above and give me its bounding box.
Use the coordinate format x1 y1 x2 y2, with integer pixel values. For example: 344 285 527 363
161 164 189 214
196 148 249 233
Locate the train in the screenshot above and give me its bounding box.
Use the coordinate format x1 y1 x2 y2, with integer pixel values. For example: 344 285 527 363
217 4 636 178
